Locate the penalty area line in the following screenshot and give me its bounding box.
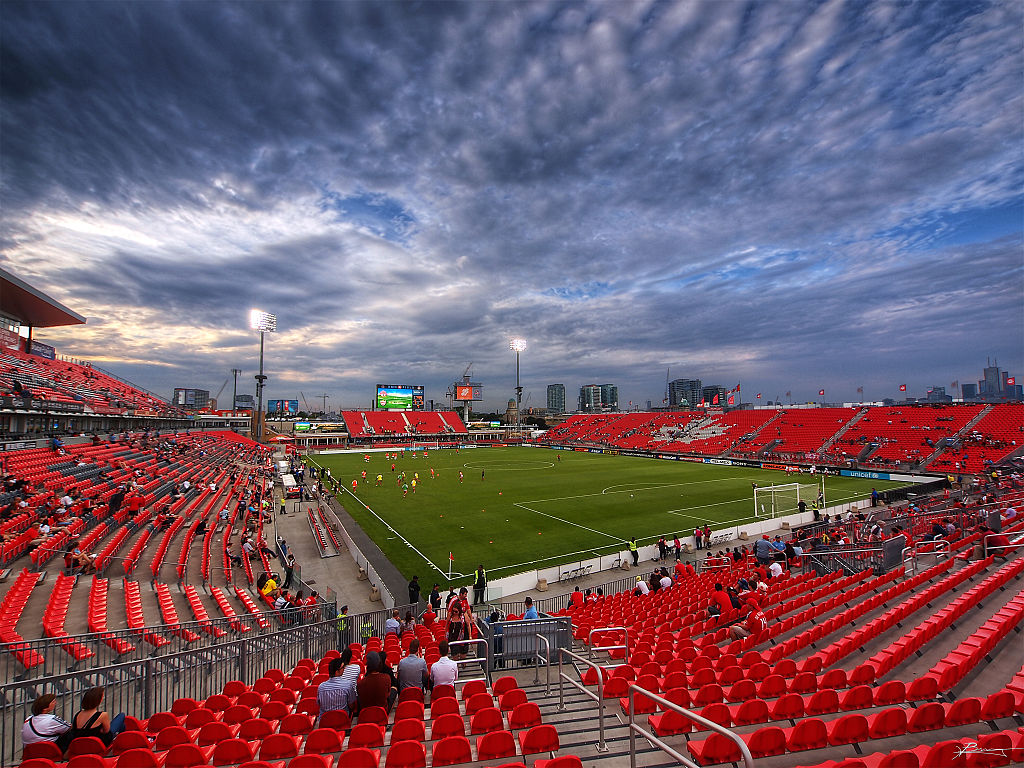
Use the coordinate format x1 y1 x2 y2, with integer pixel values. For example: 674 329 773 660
514 502 626 544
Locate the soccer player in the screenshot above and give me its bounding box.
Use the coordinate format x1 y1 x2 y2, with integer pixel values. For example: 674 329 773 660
375 474 383 486
458 471 464 483
402 483 409 497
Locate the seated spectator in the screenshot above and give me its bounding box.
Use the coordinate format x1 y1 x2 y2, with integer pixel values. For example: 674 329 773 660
768 560 783 579
729 601 768 641
430 641 459 688
318 653 358 721
384 609 402 636
358 651 397 713
400 611 416 635
421 606 436 627
522 596 538 620
979 525 1011 561
68 687 124 748
708 583 731 617
22 693 72 753
397 639 429 694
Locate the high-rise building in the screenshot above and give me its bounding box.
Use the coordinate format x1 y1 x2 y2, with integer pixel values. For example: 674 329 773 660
981 362 1002 397
578 384 619 412
701 385 728 407
668 378 702 409
961 383 977 399
546 384 566 413
172 388 209 410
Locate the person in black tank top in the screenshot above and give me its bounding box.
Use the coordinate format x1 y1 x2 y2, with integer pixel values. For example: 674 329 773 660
68 686 125 748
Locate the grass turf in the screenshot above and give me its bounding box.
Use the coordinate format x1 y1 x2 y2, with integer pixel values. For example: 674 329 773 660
306 446 910 587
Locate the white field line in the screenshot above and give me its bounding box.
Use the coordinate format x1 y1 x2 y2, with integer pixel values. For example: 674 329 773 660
308 458 458 579
514 502 626 543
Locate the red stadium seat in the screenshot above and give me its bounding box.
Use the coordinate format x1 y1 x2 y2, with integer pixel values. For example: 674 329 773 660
336 749 381 768
382 740 425 768
518 724 559 755
431 736 472 766
476 730 518 760
470 707 505 735
304 729 344 755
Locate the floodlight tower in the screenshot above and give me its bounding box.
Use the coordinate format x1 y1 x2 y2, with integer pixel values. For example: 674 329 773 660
510 338 527 436
249 310 277 442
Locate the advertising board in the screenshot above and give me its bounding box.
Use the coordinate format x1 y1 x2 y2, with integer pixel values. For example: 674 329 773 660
0 327 22 352
29 340 56 359
376 384 425 410
267 400 299 415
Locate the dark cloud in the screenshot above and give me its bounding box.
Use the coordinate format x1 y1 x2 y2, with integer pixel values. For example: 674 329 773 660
1 0 1021 409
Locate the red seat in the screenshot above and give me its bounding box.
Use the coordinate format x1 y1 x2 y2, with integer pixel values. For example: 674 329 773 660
358 707 388 728
213 739 256 766
840 685 874 712
171 698 202 716
518 724 560 755
164 744 214 768
868 707 908 739
281 713 315 736
262 701 293 721
66 756 111 768
464 692 494 716
394 700 424 722
382 740 425 768
239 718 277 740
944 698 982 727
769 693 804 722
508 701 542 730
110 731 152 755
390 718 425 744
498 688 528 712
430 713 466 740
319 710 352 731
827 713 869 747
687 732 743 765
260 734 301 761
155 726 198 751
183 709 218 729
806 689 840 716
336 748 381 768
733 698 770 726
223 705 257 725
348 723 386 749
906 676 938 702
470 707 504 735
19 760 61 768
491 677 518 697
757 675 787 698
460 680 487 701
785 718 829 751
476 730 518 760
744 726 787 758
534 757 583 768
197 721 239 746
67 737 109 758
22 743 64 762
304 728 345 755
290 755 335 768
431 736 472 766
980 691 1015 721
429 697 460 719
907 702 945 733
116 749 163 768
430 684 456 701
874 680 906 706
912 740 968 768
397 688 423 704
648 708 693 736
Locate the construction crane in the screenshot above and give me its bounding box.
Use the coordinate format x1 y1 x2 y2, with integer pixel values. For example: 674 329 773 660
299 392 312 412
315 393 329 415
211 378 229 410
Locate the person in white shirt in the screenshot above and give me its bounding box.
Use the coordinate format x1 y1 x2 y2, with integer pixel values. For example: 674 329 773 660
22 694 70 750
768 561 783 579
658 571 672 590
59 494 74 508
430 641 459 688
634 577 650 596
384 609 402 636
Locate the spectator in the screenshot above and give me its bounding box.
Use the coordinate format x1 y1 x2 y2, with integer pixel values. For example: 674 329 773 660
358 651 397 712
730 601 768 641
428 583 441 612
769 536 786 560
768 560 783 579
318 653 358 721
421 605 436 628
658 569 672 590
522 596 539 620
408 575 421 606
708 582 731 618
401 611 416 635
397 639 429 694
384 609 402 637
673 534 682 561
68 687 125 748
753 535 773 565
488 610 505 668
430 641 459 688
633 576 649 596
260 574 278 596
445 604 471 659
335 605 350 649
22 693 72 753
568 586 584 608
282 555 296 589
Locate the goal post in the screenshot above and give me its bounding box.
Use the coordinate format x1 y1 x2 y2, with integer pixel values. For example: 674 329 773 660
754 477 825 519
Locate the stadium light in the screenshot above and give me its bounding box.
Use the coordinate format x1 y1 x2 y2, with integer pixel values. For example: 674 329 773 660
509 338 526 437
250 310 277 442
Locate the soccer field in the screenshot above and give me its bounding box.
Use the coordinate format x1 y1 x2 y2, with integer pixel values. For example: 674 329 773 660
306 446 910 586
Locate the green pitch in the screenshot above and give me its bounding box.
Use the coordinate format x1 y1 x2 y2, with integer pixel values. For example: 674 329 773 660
306 446 910 587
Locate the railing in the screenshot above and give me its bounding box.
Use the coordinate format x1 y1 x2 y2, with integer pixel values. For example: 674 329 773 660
626 684 755 768
804 545 887 576
0 617 337 766
587 625 629 666
488 572 639 617
448 636 491 688
903 539 950 573
533 632 551 694
557 647 609 753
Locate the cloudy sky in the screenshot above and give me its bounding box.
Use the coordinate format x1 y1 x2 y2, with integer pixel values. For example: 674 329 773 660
2 0 1021 412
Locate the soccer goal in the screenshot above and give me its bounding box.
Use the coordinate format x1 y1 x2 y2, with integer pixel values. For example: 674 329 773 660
754 478 825 519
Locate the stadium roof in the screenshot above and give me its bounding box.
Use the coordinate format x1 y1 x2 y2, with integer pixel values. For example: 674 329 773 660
0 266 86 328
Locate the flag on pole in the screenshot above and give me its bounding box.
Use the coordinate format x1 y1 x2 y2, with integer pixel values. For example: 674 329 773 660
899 384 907 392
786 391 791 398
818 389 825 396
449 552 454 562
856 386 863 394
756 393 762 399
727 394 735 405
951 380 959 388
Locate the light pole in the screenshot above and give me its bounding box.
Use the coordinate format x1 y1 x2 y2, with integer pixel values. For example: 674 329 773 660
249 310 277 442
231 368 241 415
510 338 526 437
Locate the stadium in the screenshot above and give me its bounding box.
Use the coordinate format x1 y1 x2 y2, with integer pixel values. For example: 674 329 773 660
3 3 1024 768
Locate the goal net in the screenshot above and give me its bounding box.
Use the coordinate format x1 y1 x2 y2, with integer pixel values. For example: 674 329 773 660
754 479 824 519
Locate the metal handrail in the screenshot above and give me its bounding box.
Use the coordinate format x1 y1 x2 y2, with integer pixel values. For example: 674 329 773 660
587 625 629 666
533 632 551 693
449 636 491 687
627 683 755 768
557 647 609 753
